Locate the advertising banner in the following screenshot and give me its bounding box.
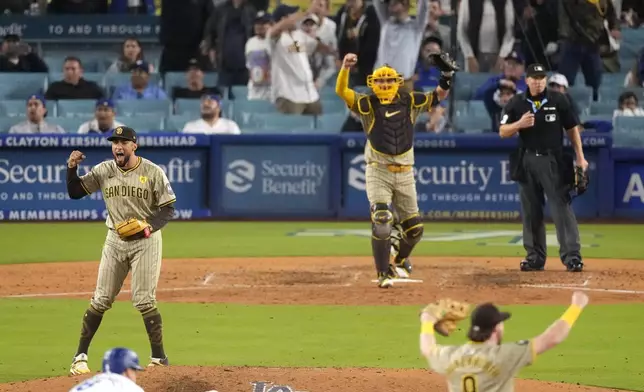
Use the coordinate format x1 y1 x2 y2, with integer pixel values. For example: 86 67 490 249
341 151 599 220
0 15 160 41
614 163 644 211
219 145 332 216
0 135 209 221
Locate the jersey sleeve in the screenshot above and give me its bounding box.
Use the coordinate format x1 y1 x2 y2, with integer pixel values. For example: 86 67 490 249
154 168 177 208
411 91 440 112
78 163 103 195
558 93 580 130
500 99 520 125
424 344 453 374
498 340 537 374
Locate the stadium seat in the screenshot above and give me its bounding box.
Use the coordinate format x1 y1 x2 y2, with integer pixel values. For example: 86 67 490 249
48 117 85 133
230 85 249 101
452 83 472 101
104 73 163 91
47 72 105 86
163 114 194 132
454 100 469 116
233 99 278 125
589 101 617 116
613 130 644 148
174 98 232 117
0 73 47 99
0 117 17 133
119 116 164 132
598 87 644 102
568 86 593 105
116 99 172 117
468 100 486 115
56 99 98 118
316 112 347 132
0 99 56 117
318 86 337 99
453 115 491 133
320 98 348 114
245 113 315 131
613 116 644 133
164 72 218 95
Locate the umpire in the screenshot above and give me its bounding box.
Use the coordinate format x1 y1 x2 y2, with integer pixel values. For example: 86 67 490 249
499 63 588 272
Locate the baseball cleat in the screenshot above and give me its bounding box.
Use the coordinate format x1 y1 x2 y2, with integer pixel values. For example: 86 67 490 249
70 353 91 375
520 260 544 271
565 259 584 272
148 357 169 367
377 272 394 288
394 258 412 278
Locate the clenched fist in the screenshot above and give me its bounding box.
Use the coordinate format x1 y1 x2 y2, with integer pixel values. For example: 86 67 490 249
342 53 357 69
68 150 86 168
517 112 535 129
571 291 589 308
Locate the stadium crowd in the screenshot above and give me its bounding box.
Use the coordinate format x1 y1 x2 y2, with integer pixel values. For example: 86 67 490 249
0 0 643 137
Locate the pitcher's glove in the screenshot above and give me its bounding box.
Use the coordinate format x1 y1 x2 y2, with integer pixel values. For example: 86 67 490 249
420 299 470 336
428 52 460 74
574 166 589 195
116 218 151 240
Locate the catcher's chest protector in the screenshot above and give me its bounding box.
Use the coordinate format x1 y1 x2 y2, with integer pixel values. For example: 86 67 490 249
368 94 414 156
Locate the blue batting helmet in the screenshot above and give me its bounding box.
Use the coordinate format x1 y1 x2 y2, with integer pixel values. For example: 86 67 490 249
101 347 144 374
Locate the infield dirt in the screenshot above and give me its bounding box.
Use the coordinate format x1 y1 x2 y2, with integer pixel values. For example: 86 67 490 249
1 256 642 392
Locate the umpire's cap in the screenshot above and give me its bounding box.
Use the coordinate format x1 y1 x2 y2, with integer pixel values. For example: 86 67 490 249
526 63 548 79
101 347 144 374
467 303 511 342
107 126 137 142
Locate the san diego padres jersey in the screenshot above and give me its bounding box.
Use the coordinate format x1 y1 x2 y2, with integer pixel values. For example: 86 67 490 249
426 340 536 392
79 157 176 230
69 373 144 392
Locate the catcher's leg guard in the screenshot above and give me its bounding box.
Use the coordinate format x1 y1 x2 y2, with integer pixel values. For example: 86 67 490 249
394 215 424 274
371 203 394 276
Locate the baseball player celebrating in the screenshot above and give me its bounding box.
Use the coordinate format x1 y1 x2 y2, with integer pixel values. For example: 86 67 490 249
335 52 459 288
66 126 176 375
418 292 589 391
69 347 145 392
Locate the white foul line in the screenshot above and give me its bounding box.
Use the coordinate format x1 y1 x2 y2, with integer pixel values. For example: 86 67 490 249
522 284 644 295
202 272 215 286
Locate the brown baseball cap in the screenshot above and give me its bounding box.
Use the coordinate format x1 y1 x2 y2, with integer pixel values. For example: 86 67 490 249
107 126 137 143
467 303 511 342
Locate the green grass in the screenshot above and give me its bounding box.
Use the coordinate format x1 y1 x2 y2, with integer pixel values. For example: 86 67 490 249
0 222 642 264
0 299 642 390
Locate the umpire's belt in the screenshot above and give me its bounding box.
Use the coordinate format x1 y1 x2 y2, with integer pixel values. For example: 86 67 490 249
524 148 560 156
368 162 413 173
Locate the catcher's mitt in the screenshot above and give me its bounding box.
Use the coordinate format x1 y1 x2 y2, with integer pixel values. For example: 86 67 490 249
421 299 470 336
116 218 151 239
574 166 589 195
427 52 460 73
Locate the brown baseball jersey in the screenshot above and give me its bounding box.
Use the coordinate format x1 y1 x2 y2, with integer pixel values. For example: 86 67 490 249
425 340 537 392
79 157 176 229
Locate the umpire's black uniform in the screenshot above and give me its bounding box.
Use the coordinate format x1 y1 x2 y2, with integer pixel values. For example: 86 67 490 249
500 64 584 272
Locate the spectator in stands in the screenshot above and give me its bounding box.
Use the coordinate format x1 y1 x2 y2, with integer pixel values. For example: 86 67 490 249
45 57 104 100
0 0 46 14
107 38 155 74
301 14 337 90
108 0 155 14
309 0 339 88
77 99 125 134
373 0 428 91
621 0 643 27
613 91 644 120
625 48 644 88
203 0 257 91
160 0 213 73
112 60 168 100
334 0 380 86
414 36 442 90
547 73 581 116
268 2 335 115
8 95 64 134
558 0 619 101
245 11 273 100
181 94 241 134
47 0 108 13
423 0 450 50
517 0 558 70
0 34 48 73
172 58 223 99
486 79 516 133
456 0 516 73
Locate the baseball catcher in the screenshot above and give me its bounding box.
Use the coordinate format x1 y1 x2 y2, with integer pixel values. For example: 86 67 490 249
419 292 589 391
336 51 458 288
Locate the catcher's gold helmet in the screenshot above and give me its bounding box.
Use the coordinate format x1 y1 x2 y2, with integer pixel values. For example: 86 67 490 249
367 64 404 104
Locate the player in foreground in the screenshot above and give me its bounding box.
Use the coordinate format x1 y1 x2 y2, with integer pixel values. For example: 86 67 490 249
69 347 145 392
66 126 176 374
335 52 459 288
418 292 589 391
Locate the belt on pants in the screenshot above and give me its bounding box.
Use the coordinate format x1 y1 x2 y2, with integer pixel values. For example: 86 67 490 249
524 148 559 156
368 162 413 173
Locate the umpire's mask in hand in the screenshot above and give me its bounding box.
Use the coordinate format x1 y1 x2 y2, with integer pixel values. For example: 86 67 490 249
367 65 404 104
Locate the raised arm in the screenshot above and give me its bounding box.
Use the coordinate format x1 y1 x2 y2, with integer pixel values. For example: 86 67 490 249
532 292 589 355
336 53 357 108
372 0 387 24
414 0 429 31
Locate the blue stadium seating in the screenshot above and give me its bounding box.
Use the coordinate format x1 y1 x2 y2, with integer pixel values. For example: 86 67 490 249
245 113 315 131
104 72 163 91
48 72 106 86
320 99 348 114
118 117 164 132
0 117 17 133
0 99 56 117
174 98 232 118
233 99 279 125
589 101 617 116
613 129 644 148
568 86 593 106
115 99 172 117
48 117 85 133
453 114 492 133
599 87 644 102
164 72 219 93
163 114 194 132
56 99 98 117
614 116 644 133
316 112 347 132
0 73 48 99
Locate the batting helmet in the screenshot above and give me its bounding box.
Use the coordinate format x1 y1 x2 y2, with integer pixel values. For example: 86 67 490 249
102 347 144 374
